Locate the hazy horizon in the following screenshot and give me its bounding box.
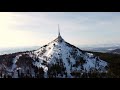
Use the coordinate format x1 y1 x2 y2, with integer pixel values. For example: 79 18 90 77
0 12 120 48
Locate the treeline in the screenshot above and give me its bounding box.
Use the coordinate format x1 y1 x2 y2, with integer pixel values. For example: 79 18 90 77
86 51 120 78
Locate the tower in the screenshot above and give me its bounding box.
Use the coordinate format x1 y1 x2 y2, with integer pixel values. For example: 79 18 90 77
57 24 63 42
58 24 61 37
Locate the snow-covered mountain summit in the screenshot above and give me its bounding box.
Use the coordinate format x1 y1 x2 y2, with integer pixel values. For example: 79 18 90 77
0 26 108 78
29 27 107 78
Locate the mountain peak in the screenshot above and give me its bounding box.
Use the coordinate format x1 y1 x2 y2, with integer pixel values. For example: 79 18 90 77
32 26 108 78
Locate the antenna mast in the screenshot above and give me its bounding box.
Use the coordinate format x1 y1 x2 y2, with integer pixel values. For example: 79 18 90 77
58 24 60 36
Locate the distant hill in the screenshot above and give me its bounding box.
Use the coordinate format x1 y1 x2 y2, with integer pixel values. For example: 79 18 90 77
109 49 120 54
0 46 40 55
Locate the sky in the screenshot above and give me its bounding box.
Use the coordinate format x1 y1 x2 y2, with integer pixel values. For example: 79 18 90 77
0 12 120 48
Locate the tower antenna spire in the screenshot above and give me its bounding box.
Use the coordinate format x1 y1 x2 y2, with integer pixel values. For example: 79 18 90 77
58 24 60 37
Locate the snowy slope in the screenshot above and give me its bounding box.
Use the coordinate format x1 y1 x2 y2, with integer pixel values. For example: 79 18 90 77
30 35 108 78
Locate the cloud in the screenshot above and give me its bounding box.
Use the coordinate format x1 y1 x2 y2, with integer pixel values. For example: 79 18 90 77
0 12 120 48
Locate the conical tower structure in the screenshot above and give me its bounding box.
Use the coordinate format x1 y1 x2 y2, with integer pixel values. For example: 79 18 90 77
57 24 63 43
58 24 61 37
